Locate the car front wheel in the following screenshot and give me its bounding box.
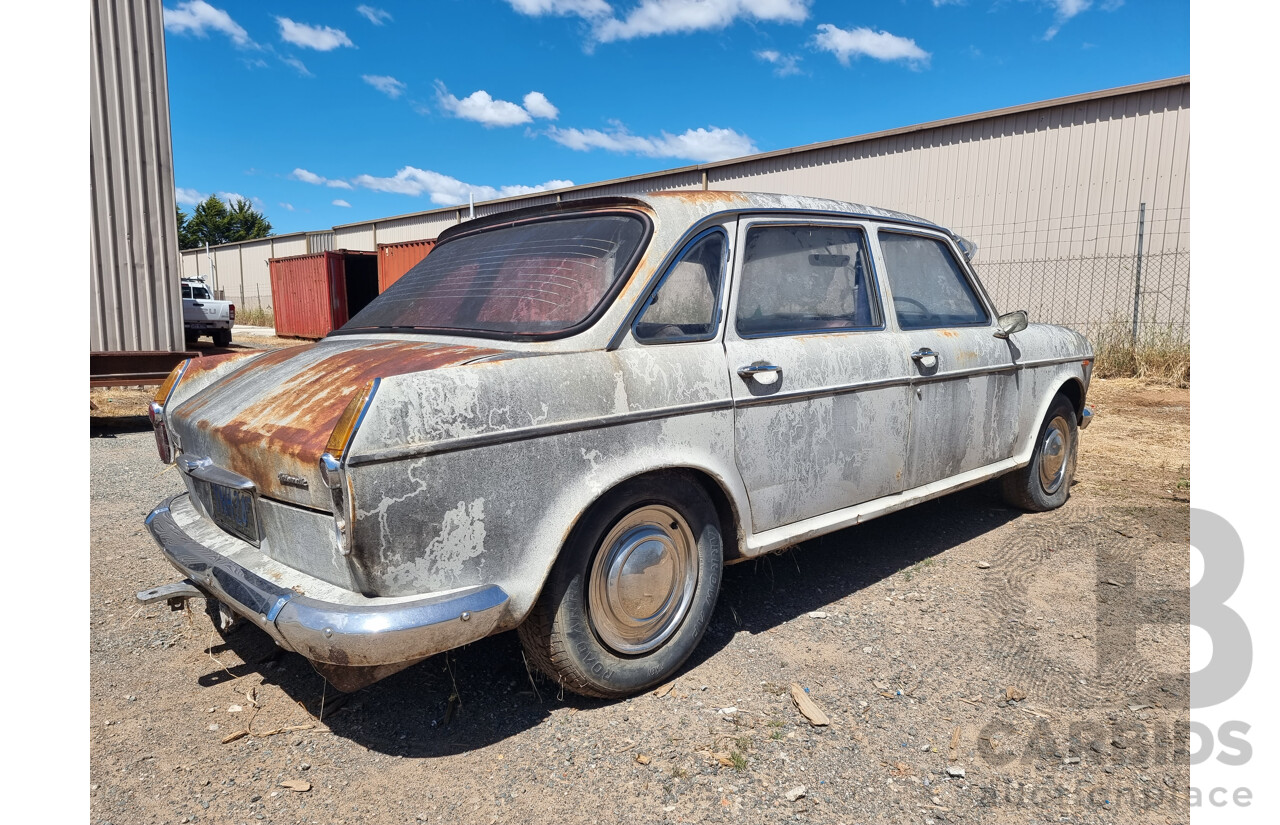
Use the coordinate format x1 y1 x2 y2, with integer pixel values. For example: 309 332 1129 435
518 474 723 698
1001 392 1078 511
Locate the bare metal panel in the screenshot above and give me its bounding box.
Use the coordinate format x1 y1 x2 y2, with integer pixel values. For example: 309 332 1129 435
307 232 335 254
90 0 183 353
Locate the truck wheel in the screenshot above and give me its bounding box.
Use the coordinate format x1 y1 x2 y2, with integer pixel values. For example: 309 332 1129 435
1001 393 1078 512
518 474 723 698
213 329 232 347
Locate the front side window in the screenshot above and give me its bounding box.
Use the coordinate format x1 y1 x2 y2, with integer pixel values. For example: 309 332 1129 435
340 213 648 339
735 224 880 337
878 232 988 329
634 230 725 342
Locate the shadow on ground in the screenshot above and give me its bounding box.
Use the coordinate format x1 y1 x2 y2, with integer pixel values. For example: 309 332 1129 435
187 481 1023 758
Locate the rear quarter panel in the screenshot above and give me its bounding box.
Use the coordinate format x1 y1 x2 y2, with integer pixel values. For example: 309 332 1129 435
343 342 748 624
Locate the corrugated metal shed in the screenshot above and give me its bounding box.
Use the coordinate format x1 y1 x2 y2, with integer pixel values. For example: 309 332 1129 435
90 0 183 354
182 76 1189 337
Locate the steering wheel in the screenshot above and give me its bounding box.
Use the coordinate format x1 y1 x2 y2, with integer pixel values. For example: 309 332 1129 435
893 296 930 314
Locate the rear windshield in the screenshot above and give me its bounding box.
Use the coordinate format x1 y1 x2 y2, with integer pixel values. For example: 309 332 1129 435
340 213 648 338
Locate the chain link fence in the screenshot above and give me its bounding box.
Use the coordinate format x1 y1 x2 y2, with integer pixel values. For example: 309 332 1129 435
977 250 1190 345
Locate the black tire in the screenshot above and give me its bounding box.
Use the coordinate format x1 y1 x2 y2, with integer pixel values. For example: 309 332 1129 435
518 474 724 699
1001 392 1078 511
212 329 232 347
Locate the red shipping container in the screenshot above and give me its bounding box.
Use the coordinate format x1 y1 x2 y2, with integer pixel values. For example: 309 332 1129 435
269 250 378 338
377 239 436 293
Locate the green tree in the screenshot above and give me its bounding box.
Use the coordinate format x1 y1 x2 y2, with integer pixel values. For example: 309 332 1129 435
177 194 272 249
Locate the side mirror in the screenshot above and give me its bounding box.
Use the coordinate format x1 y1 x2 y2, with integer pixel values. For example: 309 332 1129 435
994 310 1029 339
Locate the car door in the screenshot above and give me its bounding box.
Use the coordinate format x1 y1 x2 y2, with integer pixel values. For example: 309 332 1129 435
873 228 1020 490
725 217 914 535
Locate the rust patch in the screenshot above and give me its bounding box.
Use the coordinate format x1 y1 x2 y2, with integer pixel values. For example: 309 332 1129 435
180 350 263 380
938 330 959 338
647 190 750 205
178 341 499 503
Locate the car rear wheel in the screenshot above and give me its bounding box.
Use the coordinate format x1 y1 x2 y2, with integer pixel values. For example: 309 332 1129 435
213 329 232 347
1001 392 1078 511
518 474 723 698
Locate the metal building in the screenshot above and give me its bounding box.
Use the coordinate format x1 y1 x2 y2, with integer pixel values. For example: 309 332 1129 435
182 76 1190 341
91 0 186 382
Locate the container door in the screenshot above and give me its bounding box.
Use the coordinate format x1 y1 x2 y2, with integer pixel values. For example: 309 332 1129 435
326 251 349 329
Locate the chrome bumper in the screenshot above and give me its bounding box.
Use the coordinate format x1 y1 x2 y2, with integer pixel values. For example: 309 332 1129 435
1079 407 1094 430
143 494 509 668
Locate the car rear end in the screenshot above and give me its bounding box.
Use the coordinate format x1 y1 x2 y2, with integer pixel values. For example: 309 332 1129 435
139 341 511 690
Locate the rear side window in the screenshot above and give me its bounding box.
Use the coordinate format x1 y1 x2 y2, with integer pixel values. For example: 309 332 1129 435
878 232 988 329
634 230 725 343
735 224 880 337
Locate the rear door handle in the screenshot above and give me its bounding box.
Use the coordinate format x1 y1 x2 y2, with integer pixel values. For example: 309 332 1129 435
737 362 782 378
911 348 938 369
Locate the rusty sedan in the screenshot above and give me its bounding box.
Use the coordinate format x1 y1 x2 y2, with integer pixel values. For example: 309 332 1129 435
139 191 1093 697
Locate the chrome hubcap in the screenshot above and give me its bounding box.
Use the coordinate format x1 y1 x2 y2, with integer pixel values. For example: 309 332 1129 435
1039 416 1071 495
588 505 698 655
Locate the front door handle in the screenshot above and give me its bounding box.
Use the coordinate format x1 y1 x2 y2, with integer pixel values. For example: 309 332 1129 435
737 362 782 382
911 348 938 369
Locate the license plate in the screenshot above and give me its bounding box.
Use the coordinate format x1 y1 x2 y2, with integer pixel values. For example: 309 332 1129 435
198 480 260 545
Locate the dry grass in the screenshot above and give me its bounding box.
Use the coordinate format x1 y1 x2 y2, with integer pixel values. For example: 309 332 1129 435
1073 377 1190 502
1089 318 1190 387
236 306 274 327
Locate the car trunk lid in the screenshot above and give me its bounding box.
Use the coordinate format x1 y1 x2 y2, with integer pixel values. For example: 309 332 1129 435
169 339 500 510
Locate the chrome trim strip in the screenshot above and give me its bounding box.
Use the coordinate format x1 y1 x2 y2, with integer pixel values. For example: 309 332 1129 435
1016 354 1091 369
145 495 510 667
735 375 911 408
177 455 256 490
347 398 734 466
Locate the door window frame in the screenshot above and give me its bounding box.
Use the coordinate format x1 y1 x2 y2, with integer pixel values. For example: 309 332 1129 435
631 226 731 345
727 217 888 342
872 227 997 331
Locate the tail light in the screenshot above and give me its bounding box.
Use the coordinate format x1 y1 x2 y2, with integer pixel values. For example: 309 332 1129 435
319 379 379 554
229 303 236 323
149 359 192 464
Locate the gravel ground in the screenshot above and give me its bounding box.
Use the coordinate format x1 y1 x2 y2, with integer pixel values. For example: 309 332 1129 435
89 378 1189 825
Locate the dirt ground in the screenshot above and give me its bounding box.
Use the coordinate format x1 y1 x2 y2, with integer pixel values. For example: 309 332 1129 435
89 376 1190 825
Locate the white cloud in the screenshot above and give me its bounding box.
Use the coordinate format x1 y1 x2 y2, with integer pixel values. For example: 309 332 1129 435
352 166 574 206
522 91 560 120
291 168 353 189
506 0 611 16
547 122 757 161
356 5 393 25
435 83 559 127
280 55 312 76
363 74 407 98
755 49 802 76
163 1 253 47
1042 0 1093 39
594 0 810 42
506 0 809 43
813 23 930 67
333 199 353 208
280 202 295 211
176 187 205 206
276 17 355 51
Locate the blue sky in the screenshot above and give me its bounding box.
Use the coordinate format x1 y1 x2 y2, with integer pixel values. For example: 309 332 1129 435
163 0 1189 235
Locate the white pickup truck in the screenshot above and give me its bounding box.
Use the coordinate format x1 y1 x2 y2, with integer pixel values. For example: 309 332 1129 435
181 278 235 347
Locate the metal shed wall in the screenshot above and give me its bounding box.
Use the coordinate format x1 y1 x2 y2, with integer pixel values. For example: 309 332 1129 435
707 82 1190 264
374 211 459 244
333 224 376 251
237 239 274 311
90 0 183 353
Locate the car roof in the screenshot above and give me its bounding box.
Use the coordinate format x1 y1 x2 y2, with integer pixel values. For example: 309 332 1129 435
438 189 952 244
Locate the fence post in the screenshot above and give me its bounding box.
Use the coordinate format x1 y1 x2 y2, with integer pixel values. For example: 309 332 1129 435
1131 202 1146 347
